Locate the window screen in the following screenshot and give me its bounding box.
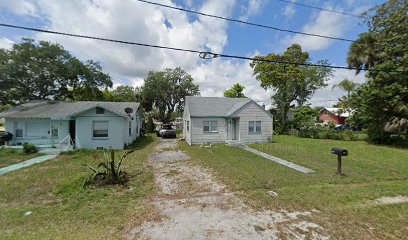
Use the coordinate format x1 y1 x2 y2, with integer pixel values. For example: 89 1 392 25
93 121 108 138
203 120 217 132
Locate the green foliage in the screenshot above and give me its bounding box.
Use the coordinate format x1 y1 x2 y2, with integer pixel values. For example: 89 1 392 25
139 67 199 123
223 83 246 98
83 148 136 188
291 126 361 141
332 78 360 98
347 0 408 145
250 44 332 133
0 39 112 104
0 104 12 112
102 85 141 102
22 143 38 154
146 115 155 133
293 107 318 128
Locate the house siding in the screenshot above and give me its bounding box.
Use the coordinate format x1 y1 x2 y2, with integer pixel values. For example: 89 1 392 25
190 117 227 145
183 102 192 144
74 108 130 149
5 118 69 146
230 102 273 144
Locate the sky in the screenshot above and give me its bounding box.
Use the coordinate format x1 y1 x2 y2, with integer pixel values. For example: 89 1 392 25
0 0 386 108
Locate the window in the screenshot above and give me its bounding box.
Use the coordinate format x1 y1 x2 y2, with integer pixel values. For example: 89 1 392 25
249 121 261 133
203 120 217 133
51 128 58 137
96 107 105 114
93 121 108 138
187 121 190 132
129 121 132 136
51 121 59 137
26 121 49 137
15 129 23 138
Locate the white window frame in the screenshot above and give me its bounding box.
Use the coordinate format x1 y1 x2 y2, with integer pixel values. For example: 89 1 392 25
249 121 262 133
203 120 218 133
93 121 109 138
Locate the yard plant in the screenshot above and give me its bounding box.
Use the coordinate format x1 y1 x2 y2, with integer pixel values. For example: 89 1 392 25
83 148 136 188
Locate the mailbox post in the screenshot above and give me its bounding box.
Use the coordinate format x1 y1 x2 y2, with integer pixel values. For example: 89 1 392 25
331 148 348 175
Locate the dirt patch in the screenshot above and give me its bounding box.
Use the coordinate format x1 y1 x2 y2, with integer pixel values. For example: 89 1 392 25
150 150 190 162
127 138 328 239
371 196 408 205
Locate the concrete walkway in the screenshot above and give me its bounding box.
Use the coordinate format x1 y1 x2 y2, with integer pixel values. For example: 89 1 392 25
0 155 58 176
241 146 315 174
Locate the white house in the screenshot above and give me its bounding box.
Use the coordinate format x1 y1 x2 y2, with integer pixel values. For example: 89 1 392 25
183 97 273 145
0 101 144 150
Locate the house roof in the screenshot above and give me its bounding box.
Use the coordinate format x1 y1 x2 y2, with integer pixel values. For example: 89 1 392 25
320 107 351 118
186 96 268 117
0 101 140 119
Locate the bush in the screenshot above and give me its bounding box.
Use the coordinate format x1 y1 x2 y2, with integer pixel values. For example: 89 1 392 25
83 148 136 188
23 143 38 154
146 115 155 133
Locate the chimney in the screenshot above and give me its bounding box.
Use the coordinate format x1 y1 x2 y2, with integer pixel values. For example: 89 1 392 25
261 104 266 109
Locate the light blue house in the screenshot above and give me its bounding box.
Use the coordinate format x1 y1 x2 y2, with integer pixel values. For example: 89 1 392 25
0 101 144 150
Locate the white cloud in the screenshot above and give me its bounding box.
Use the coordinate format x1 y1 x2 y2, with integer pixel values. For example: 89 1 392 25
239 0 266 21
282 3 296 19
25 0 235 86
0 37 14 50
284 5 351 51
310 69 367 107
0 0 38 16
190 58 272 102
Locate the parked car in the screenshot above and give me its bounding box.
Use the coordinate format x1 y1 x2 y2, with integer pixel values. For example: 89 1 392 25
335 125 351 131
157 124 176 138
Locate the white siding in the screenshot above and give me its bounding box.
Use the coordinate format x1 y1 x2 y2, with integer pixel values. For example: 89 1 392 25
183 102 192 144
74 108 128 149
190 117 227 145
231 102 273 144
5 118 69 146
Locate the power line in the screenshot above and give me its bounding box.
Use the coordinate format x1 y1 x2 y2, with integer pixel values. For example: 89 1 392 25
0 23 403 74
134 0 355 43
275 0 366 19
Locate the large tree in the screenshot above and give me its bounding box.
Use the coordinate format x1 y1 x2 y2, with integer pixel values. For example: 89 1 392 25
0 38 112 104
250 44 332 132
223 83 246 98
348 0 408 144
140 67 199 123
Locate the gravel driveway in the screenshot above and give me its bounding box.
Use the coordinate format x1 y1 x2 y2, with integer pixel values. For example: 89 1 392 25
127 138 328 240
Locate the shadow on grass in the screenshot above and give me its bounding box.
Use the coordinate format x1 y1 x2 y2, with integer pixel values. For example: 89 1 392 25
126 134 155 150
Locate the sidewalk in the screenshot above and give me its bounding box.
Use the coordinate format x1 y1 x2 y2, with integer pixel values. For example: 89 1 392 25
0 155 58 176
241 145 315 174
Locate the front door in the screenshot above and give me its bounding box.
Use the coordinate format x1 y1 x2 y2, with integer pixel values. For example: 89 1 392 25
69 120 76 145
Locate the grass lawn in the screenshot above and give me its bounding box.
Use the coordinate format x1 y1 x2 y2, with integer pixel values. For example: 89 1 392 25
0 134 157 240
0 148 44 168
180 135 408 239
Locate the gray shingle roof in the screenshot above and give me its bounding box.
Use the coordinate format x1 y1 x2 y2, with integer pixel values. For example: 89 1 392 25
186 96 252 117
0 101 140 119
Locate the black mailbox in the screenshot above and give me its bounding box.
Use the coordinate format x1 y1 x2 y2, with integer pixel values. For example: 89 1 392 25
331 147 348 175
331 148 348 156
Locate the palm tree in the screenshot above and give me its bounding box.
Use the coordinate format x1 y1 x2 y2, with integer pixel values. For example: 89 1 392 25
332 78 360 98
347 32 386 74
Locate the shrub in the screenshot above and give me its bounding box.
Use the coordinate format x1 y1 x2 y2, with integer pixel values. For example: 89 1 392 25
83 148 136 188
146 115 155 133
23 143 38 154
